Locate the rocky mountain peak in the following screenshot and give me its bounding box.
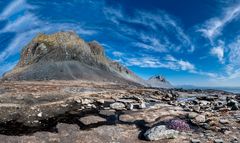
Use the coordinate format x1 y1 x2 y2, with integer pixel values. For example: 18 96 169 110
147 75 173 89
149 75 167 82
2 31 146 85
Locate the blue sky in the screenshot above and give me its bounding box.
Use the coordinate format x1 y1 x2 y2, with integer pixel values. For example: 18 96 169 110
0 0 240 87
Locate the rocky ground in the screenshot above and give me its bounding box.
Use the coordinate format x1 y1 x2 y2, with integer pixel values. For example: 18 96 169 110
0 80 239 143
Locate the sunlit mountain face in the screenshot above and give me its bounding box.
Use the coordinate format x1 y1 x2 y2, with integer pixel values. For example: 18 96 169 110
0 0 240 87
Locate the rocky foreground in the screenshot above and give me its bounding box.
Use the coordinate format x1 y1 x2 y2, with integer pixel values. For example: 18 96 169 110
0 80 239 143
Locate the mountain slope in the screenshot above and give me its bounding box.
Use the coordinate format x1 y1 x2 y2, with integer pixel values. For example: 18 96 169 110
2 31 148 86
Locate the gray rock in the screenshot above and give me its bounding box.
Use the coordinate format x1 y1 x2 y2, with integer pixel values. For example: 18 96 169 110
202 123 211 130
191 139 201 143
81 99 93 105
127 103 134 110
144 125 179 141
96 99 105 104
99 110 116 116
219 119 229 124
193 105 201 112
227 99 239 110
199 100 210 106
138 102 146 109
214 101 225 109
230 137 239 143
190 114 206 125
110 102 126 110
195 115 206 123
79 115 106 125
214 139 224 143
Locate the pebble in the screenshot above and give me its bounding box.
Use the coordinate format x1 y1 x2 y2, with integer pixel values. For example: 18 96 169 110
231 137 239 143
195 115 206 123
139 102 146 109
193 105 201 112
110 102 125 110
81 99 92 105
219 119 229 124
191 139 201 143
37 112 42 117
188 112 198 119
96 99 105 104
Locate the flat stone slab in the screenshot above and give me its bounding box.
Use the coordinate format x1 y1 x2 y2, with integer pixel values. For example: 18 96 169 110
79 115 106 125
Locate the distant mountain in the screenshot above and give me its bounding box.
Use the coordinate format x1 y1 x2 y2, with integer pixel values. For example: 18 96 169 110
2 31 148 86
146 75 173 89
176 85 240 93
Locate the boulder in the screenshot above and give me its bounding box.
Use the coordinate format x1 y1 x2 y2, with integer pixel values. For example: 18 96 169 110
144 125 179 141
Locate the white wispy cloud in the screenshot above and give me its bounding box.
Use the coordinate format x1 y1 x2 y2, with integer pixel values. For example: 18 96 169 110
119 54 218 78
133 42 167 53
0 30 40 62
228 37 240 66
210 46 224 63
0 0 33 20
103 7 123 24
135 34 168 52
190 70 217 78
124 55 195 72
177 60 195 71
222 36 240 80
112 51 124 57
196 2 240 81
198 4 240 42
164 55 177 62
206 36 240 80
1 13 40 33
104 7 194 53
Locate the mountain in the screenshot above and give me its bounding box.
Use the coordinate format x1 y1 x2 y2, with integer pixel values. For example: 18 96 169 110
147 75 173 89
2 31 148 86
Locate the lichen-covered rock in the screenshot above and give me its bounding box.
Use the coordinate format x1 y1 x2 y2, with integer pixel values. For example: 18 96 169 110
144 125 179 141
